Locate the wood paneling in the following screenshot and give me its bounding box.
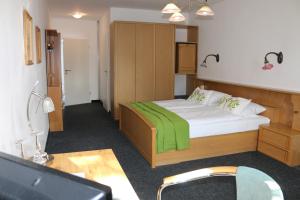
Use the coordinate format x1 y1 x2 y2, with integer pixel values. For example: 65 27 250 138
113 22 136 119
186 76 296 126
155 24 175 100
135 23 155 101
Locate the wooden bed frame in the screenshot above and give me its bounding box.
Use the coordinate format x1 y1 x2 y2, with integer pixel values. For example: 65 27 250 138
119 78 299 168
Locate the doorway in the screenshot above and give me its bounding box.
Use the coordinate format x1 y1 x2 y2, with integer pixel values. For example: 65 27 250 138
63 38 90 106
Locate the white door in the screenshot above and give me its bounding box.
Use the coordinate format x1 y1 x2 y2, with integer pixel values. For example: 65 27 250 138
64 38 90 106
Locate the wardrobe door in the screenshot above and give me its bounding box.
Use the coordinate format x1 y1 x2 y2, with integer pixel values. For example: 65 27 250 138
114 22 136 119
135 23 155 101
155 24 175 100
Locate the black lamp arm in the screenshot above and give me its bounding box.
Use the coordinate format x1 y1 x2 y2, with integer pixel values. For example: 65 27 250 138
203 54 219 63
264 52 283 64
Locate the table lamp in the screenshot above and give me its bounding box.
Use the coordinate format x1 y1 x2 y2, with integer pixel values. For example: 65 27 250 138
27 81 55 165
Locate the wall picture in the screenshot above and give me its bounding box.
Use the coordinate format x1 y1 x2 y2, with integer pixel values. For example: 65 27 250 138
23 9 34 65
35 26 42 63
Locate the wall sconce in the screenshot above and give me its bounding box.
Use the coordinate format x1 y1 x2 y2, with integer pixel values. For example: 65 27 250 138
27 81 55 165
200 54 220 68
262 51 283 70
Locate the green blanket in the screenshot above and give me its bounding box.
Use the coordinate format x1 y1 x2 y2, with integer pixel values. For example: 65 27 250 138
131 102 189 153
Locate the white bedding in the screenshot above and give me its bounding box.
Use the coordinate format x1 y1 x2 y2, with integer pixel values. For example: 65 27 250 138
155 99 270 138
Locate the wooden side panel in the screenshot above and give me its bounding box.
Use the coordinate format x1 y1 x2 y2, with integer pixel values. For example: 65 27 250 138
48 86 63 132
120 104 156 168
155 24 175 100
176 43 197 74
113 22 136 119
187 26 199 43
135 23 156 101
156 131 258 167
186 74 198 95
292 95 300 131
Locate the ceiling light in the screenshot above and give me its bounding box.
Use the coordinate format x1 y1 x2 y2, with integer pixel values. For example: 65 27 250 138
161 3 181 14
196 1 214 16
72 12 86 19
169 12 186 22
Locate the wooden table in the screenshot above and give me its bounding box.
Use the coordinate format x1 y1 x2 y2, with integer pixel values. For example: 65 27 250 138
47 149 139 200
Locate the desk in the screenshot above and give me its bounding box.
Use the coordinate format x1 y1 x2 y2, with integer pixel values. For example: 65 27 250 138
47 149 139 200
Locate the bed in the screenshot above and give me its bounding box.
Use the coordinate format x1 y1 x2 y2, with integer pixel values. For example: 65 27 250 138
120 98 277 168
119 78 291 168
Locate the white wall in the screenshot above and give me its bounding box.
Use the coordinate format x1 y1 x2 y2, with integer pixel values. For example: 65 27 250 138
190 0 300 92
99 8 111 111
50 17 99 100
0 0 49 157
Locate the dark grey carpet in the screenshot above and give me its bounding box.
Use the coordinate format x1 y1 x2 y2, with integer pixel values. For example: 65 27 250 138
46 103 300 200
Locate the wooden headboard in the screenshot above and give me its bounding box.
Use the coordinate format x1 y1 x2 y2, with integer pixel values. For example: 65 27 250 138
186 75 300 130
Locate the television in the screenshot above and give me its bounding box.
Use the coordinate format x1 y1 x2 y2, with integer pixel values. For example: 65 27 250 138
0 152 112 200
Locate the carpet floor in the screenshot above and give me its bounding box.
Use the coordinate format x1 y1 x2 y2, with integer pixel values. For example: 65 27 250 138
46 103 300 200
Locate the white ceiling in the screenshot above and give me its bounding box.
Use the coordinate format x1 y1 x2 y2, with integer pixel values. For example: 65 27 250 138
47 0 223 20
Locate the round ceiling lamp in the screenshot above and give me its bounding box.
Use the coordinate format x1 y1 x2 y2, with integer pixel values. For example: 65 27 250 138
72 12 86 19
161 0 215 22
196 1 215 16
169 12 186 22
161 3 181 14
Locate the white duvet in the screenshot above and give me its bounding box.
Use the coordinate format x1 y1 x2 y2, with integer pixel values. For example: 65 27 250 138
155 99 270 138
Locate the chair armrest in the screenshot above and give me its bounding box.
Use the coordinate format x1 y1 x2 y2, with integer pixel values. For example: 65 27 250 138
163 166 237 185
157 166 237 200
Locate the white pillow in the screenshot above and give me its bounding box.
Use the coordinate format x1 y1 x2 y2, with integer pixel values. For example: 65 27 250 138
208 90 232 106
217 95 232 108
223 97 252 114
187 87 212 105
241 102 266 116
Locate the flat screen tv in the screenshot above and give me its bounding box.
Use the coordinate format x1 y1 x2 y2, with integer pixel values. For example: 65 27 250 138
0 152 112 200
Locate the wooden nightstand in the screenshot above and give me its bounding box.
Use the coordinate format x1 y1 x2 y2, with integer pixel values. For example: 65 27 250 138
258 123 300 167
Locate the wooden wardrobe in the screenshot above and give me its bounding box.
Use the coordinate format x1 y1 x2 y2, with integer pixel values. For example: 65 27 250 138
111 21 175 120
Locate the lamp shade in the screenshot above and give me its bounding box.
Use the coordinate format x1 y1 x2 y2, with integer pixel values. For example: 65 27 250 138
161 3 181 14
42 97 55 113
169 12 186 22
196 5 215 16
